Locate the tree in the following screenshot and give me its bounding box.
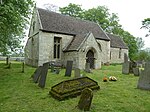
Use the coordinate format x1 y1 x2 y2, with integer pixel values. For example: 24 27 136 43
136 37 145 51
0 0 34 55
59 3 84 18
141 18 150 37
135 50 150 61
83 6 110 30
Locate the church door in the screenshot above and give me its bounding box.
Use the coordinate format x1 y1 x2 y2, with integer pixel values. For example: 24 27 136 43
86 50 95 69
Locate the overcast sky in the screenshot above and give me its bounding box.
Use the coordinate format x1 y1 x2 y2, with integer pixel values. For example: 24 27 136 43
34 0 150 48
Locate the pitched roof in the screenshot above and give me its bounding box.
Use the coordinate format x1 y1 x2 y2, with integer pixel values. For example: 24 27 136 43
37 8 110 41
64 33 90 51
107 33 128 49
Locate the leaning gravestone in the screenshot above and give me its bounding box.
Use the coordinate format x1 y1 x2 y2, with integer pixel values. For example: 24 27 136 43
38 62 49 88
74 68 81 78
137 62 150 90
85 62 91 73
33 66 43 83
78 88 93 111
65 60 73 77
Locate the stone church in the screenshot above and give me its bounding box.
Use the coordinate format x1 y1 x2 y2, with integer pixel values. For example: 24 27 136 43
25 8 128 69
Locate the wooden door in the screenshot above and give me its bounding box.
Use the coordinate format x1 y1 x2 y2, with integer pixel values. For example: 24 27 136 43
86 50 95 69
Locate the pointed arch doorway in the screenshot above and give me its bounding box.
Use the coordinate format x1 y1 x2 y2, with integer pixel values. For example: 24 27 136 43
86 50 95 69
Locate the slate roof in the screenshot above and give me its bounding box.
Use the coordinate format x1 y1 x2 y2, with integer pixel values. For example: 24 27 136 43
64 33 90 51
37 8 110 49
107 33 128 49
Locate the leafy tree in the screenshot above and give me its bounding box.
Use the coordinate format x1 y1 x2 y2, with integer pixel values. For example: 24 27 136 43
84 6 110 30
136 37 145 51
141 18 150 37
0 0 34 55
118 31 138 60
59 3 84 18
135 50 150 61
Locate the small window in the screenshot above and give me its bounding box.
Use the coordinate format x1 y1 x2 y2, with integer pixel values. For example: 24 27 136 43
54 37 61 59
119 48 121 58
110 51 111 60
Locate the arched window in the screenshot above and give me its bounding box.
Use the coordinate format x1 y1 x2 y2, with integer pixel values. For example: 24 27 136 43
54 37 61 59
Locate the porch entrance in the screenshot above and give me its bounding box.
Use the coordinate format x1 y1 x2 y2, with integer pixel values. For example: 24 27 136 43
86 50 95 69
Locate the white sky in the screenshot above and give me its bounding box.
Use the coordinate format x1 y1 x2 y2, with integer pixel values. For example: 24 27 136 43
33 0 150 48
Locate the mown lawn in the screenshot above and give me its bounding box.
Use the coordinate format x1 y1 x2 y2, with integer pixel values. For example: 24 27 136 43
0 61 150 112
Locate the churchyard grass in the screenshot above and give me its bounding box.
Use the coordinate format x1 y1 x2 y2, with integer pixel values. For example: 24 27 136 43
0 61 150 112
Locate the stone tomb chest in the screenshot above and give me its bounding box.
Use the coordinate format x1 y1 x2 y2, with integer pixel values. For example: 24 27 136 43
49 77 100 100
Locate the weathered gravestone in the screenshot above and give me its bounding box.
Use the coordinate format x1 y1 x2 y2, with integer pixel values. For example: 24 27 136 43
124 53 129 62
54 68 60 74
78 88 93 111
85 62 91 73
22 62 25 73
122 53 137 74
122 53 130 74
6 56 9 65
51 63 54 72
49 77 100 100
6 62 11 69
137 62 150 90
74 68 81 78
65 60 73 77
38 62 50 88
122 61 130 74
32 66 43 83
133 68 141 76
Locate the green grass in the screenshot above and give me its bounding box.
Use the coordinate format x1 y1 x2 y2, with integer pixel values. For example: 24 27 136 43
0 61 150 112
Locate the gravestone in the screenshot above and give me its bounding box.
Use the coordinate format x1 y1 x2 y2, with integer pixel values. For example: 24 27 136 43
65 60 73 77
33 66 43 83
133 68 140 76
78 88 93 111
85 62 91 73
142 61 146 68
6 62 11 69
22 62 24 73
74 68 81 78
122 53 130 74
51 63 54 72
6 56 9 65
124 53 128 62
122 61 130 74
54 68 60 74
38 62 49 88
137 62 150 90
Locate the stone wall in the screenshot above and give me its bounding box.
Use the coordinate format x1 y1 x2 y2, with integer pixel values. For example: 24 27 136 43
25 34 39 66
63 51 79 68
28 8 41 37
38 32 74 66
96 39 110 64
25 8 41 67
110 47 128 63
